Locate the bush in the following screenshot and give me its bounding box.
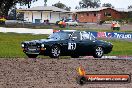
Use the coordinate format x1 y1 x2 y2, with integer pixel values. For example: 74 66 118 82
0 18 6 25
99 20 105 25
128 18 132 23
114 19 123 23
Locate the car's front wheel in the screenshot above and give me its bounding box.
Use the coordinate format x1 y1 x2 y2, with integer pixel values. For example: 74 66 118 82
49 45 61 58
93 46 104 58
26 54 38 58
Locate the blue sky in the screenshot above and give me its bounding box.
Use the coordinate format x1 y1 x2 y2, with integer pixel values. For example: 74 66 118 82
18 0 132 10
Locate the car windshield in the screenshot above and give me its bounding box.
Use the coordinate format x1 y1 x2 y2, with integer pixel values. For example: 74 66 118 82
48 32 71 40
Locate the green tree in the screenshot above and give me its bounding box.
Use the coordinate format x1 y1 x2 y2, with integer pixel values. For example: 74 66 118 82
102 3 114 8
52 1 71 11
79 0 101 8
0 0 38 18
128 5 132 9
44 0 47 6
128 5 132 18
75 6 80 10
8 6 17 20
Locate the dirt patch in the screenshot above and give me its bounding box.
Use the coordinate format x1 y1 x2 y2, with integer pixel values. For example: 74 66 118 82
0 58 131 88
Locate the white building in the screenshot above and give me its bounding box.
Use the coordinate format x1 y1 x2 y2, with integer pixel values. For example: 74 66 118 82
17 6 72 23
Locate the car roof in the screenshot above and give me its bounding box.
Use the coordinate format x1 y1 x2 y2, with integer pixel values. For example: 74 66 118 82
60 30 76 32
55 30 86 34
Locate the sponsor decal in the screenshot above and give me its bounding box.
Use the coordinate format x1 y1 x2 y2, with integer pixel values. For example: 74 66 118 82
68 43 76 50
87 32 96 39
113 33 132 39
77 66 131 85
107 33 112 38
97 32 107 38
87 31 132 39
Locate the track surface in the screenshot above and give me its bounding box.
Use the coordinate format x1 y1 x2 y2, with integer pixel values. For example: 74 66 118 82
0 58 132 88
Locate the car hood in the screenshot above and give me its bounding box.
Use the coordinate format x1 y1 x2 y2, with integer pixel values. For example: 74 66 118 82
95 39 112 45
23 38 56 44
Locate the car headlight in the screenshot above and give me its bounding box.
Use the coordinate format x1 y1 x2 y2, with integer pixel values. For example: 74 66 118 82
21 44 24 47
41 44 44 48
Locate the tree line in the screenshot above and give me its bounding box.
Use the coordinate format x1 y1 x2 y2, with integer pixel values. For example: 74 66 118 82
0 0 132 18
0 0 38 18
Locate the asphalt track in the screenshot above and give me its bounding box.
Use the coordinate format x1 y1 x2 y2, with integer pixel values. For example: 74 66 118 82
75 56 132 60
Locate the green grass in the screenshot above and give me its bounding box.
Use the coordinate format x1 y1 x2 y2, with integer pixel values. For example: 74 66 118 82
0 32 131 58
0 33 48 58
104 39 132 56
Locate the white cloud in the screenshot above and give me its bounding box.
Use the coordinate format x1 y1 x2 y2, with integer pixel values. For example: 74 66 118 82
30 0 132 9
101 0 132 8
31 0 80 10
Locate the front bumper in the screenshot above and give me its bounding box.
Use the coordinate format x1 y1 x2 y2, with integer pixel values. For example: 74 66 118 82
22 47 46 54
104 45 113 54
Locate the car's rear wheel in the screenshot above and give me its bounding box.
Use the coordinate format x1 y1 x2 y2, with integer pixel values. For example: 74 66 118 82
49 45 61 58
59 24 65 28
55 21 60 25
93 46 104 58
26 54 38 58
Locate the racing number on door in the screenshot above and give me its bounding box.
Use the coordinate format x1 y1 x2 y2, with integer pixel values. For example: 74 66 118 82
68 43 76 50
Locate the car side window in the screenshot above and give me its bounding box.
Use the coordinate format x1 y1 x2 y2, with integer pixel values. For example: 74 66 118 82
81 32 96 40
81 33 90 40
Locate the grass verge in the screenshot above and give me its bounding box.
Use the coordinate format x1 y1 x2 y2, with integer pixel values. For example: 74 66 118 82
106 39 132 56
0 32 48 58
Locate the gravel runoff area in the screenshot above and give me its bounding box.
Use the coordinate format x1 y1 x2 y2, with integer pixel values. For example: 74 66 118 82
0 58 132 88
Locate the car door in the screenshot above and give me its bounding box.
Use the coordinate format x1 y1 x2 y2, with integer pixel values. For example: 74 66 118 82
66 32 80 55
80 31 96 55
68 31 88 55
67 31 95 56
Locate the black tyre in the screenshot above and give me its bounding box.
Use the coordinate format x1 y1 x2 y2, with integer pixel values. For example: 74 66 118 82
74 24 77 27
77 76 86 85
59 24 65 28
49 45 61 58
55 21 60 25
93 46 104 58
26 54 38 58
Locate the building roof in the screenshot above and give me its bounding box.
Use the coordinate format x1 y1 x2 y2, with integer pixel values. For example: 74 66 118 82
73 7 129 13
17 6 70 13
73 7 108 12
